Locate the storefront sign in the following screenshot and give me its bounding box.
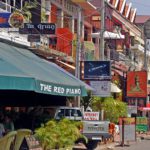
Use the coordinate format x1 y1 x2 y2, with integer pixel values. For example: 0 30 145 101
9 12 24 28
136 117 148 132
84 112 99 121
90 81 111 97
19 23 56 34
84 61 111 80
0 12 11 27
36 82 82 96
127 71 147 97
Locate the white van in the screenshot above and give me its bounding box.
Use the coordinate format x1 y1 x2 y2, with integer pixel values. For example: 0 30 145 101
54 106 83 121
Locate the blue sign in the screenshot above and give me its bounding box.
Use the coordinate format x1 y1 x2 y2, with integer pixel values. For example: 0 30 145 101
0 13 11 28
19 23 56 34
84 61 111 80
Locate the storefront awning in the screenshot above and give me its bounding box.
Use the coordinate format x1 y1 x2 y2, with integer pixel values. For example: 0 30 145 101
0 41 88 97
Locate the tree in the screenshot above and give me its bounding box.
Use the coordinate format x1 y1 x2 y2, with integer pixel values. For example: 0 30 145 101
13 0 38 22
91 96 127 123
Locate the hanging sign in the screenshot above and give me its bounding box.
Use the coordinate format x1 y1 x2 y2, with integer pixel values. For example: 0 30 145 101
8 12 24 28
19 23 56 34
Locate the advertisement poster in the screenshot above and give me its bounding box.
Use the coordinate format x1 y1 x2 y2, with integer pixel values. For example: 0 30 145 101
90 81 111 97
119 117 136 141
84 61 111 80
136 117 148 132
127 71 147 97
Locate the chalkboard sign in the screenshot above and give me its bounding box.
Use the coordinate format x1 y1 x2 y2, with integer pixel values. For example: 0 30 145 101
20 135 42 150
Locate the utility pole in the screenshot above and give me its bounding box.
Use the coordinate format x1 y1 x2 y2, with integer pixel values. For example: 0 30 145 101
99 0 105 121
75 7 81 107
99 0 105 60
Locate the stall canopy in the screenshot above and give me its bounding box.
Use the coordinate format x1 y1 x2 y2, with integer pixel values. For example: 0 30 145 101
0 41 88 97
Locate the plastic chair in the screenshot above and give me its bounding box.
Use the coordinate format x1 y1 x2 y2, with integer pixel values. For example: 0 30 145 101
14 129 32 150
0 131 17 150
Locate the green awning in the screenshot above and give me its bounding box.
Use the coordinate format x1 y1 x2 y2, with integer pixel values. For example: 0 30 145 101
0 41 87 96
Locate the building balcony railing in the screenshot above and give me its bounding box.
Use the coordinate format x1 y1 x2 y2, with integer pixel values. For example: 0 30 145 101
0 1 11 12
51 0 78 17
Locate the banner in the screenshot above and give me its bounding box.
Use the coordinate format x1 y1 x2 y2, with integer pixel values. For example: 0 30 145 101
0 13 11 27
127 71 147 97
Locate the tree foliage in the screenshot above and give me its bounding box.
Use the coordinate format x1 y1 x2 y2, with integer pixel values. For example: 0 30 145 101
13 0 38 22
89 96 127 123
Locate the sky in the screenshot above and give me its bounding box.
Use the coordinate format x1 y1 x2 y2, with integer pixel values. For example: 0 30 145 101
126 0 150 15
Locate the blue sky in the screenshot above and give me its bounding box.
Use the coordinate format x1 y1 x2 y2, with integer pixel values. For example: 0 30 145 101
127 0 150 15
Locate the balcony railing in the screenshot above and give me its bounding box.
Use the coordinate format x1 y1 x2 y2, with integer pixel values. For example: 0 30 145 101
0 1 11 12
51 0 78 17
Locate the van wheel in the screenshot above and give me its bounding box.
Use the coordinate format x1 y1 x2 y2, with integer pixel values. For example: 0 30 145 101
86 140 98 150
75 138 87 145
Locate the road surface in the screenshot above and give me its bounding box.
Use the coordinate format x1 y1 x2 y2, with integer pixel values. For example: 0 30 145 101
113 139 150 150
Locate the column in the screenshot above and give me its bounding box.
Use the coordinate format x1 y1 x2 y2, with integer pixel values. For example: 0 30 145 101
81 17 84 40
57 9 64 28
45 0 51 22
71 17 74 33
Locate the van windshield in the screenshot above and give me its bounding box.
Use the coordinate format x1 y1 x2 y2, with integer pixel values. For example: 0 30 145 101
55 108 83 120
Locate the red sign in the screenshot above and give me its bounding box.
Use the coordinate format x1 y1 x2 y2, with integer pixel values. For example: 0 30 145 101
127 71 147 97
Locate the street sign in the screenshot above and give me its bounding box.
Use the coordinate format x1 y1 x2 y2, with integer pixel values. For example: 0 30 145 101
19 23 56 34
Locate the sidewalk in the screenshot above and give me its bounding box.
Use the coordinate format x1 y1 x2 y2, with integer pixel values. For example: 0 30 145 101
95 131 150 150
73 132 150 150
